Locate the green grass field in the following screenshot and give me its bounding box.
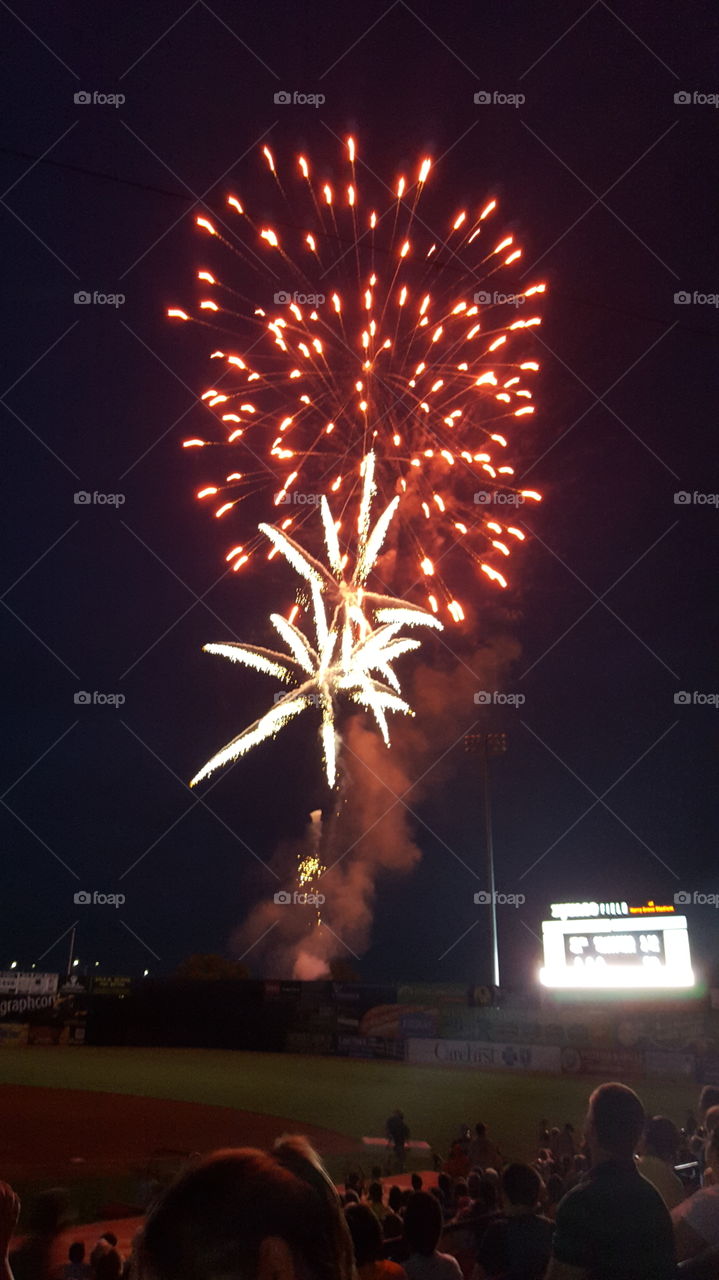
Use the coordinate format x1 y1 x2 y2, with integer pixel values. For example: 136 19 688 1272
0 1046 699 1162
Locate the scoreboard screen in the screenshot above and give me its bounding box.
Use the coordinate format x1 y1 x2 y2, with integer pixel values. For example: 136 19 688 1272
540 904 694 989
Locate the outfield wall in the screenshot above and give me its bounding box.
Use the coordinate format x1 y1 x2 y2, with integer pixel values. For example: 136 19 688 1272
3 978 718 1079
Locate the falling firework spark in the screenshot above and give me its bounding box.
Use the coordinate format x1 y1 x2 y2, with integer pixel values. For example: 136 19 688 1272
297 808 325 925
170 138 545 622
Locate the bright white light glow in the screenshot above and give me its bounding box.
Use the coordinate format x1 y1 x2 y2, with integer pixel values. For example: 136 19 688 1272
539 914 694 989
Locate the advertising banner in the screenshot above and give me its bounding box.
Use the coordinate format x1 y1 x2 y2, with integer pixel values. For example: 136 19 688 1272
27 1024 66 1045
400 1011 438 1038
56 974 89 1019
0 971 58 996
264 981 303 1002
0 1023 28 1047
0 992 57 1022
560 1045 645 1075
355 1004 439 1039
407 1038 561 1072
334 986 397 1034
613 1008 706 1052
438 1005 613 1047
645 1050 695 1077
398 984 468 1006
337 1034 405 1060
285 1030 334 1055
699 1054 719 1085
91 975 132 996
439 1002 709 1052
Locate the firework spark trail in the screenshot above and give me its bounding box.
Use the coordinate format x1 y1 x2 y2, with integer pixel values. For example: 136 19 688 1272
190 455 442 789
298 809 324 890
169 138 546 623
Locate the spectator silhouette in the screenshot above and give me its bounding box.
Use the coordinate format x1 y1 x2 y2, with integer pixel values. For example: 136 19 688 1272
402 1191 462 1280
91 1233 121 1272
386 1111 410 1171
345 1203 407 1280
699 1089 719 1126
673 1127 719 1260
63 1241 92 1279
467 1124 501 1172
9 1187 70 1280
0 1183 20 1280
95 1249 122 1280
637 1117 685 1210
477 1162 553 1279
545 1172 565 1221
546 1083 675 1280
135 1138 353 1280
368 1182 389 1223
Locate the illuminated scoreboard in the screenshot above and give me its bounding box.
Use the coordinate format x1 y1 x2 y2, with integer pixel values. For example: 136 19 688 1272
539 900 694 989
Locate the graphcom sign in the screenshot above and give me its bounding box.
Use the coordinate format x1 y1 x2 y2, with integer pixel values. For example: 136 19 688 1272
0 993 56 1020
406 1038 561 1072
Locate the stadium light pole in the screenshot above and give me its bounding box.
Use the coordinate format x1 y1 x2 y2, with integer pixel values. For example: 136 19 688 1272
464 732 507 989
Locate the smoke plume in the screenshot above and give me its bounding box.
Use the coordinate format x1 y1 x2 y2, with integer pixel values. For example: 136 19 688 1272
231 633 519 977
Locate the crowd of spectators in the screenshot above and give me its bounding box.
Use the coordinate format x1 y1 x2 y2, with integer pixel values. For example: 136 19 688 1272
2 1083 719 1279
348 1084 719 1278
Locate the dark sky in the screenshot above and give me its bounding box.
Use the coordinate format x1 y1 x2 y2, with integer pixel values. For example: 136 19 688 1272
1 0 717 986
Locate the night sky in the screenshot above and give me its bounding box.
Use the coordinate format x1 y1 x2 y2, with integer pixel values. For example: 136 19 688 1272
1 0 717 986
